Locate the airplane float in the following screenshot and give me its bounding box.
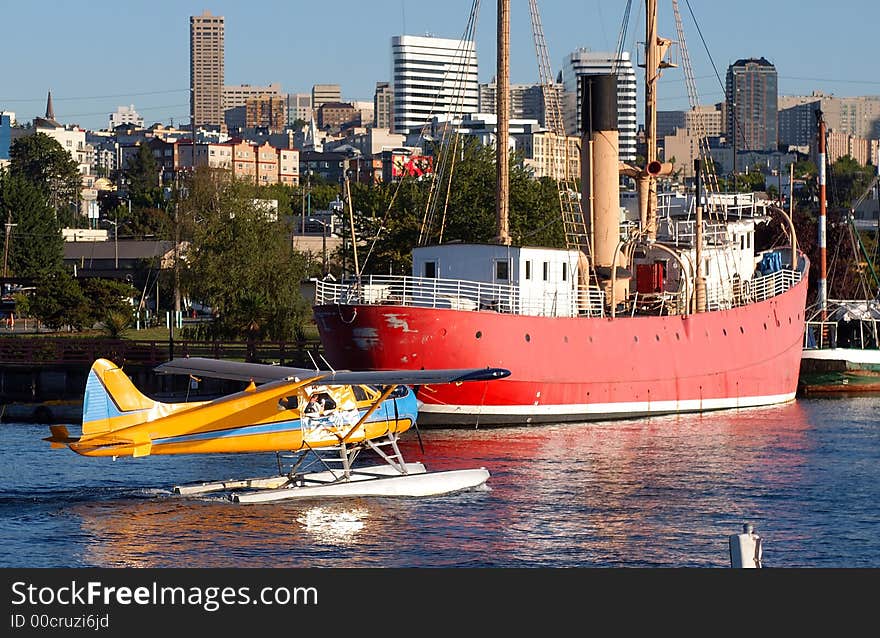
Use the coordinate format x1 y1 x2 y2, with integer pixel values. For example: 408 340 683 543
45 357 510 503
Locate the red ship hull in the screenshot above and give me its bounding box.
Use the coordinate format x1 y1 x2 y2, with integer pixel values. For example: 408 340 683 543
314 273 809 426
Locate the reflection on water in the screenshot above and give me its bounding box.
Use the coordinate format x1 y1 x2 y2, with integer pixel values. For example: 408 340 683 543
2 398 878 567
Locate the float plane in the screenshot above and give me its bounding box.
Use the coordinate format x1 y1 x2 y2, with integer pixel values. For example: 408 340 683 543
45 357 510 503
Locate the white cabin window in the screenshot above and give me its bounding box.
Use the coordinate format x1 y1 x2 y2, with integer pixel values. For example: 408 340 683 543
543 262 550 281
525 261 532 280
495 260 510 281
562 262 567 281
423 261 437 278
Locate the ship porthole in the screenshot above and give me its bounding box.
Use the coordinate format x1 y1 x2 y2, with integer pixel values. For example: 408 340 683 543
564 336 569 343
475 331 482 339
675 333 680 340
763 323 767 330
634 335 639 343
525 334 531 342
740 326 745 334
723 329 727 336
655 334 660 341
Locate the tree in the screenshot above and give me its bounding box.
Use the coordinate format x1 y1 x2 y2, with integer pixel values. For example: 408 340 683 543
124 143 165 236
8 133 81 226
28 271 89 331
828 155 875 209
180 169 311 344
126 143 162 207
80 278 138 326
347 138 567 275
0 170 64 279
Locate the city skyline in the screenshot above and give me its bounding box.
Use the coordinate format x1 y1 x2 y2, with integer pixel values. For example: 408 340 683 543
2 0 879 132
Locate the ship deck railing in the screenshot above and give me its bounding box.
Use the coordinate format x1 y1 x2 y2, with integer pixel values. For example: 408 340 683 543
315 275 607 318
315 266 801 319
804 317 880 350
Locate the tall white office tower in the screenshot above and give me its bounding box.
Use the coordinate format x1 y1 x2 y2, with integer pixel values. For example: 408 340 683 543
561 49 637 161
391 35 479 135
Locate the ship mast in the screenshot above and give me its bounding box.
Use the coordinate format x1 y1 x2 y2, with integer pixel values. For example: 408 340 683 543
495 0 511 245
817 108 827 321
643 0 675 240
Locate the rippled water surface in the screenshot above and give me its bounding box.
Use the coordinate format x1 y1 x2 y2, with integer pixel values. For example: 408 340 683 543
2 396 878 568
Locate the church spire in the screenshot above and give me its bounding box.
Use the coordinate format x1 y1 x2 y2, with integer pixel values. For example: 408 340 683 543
45 90 55 121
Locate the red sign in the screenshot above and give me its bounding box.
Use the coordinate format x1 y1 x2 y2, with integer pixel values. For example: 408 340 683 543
392 154 433 178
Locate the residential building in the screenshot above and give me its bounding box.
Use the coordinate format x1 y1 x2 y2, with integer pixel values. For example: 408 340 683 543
561 49 637 161
391 34 479 135
245 95 286 133
254 141 279 186
190 10 225 129
779 92 880 149
686 104 724 138
374 82 393 130
109 105 144 130
825 130 877 165
178 141 233 170
318 102 359 130
523 129 581 181
725 57 778 152
300 149 350 184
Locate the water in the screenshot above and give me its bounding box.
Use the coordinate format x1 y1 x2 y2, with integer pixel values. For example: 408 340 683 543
1 396 878 568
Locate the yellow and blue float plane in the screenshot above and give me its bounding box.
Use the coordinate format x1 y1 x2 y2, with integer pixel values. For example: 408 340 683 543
45 357 510 503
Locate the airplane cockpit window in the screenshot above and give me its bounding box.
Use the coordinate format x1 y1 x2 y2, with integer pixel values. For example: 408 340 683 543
351 386 369 401
389 385 409 399
317 394 336 410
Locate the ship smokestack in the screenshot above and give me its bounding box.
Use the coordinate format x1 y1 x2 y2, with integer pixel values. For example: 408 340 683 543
580 74 630 307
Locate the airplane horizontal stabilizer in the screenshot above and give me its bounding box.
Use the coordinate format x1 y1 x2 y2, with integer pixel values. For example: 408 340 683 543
154 357 511 387
44 424 80 449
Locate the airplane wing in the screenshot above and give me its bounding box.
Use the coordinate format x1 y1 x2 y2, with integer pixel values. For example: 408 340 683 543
154 357 510 386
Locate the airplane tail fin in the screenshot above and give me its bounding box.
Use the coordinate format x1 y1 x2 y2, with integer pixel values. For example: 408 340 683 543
81 358 160 436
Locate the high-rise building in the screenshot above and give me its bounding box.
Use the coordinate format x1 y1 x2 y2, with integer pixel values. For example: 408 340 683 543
374 82 393 130
312 84 342 113
391 35 479 135
109 105 144 130
287 94 312 126
561 49 637 161
656 111 686 139
478 81 562 128
779 92 880 148
223 83 282 111
190 10 225 129
725 57 778 152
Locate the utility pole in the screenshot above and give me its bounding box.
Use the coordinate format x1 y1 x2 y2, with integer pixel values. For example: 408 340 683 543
344 171 360 279
2 216 15 281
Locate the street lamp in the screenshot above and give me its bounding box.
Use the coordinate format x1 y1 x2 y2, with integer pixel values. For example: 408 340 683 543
309 217 328 276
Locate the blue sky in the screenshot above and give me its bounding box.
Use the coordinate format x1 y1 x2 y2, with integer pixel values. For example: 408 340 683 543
2 0 878 131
